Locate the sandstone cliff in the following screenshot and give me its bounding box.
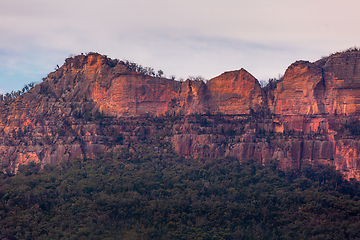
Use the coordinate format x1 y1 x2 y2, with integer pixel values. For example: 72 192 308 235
206 69 263 115
271 51 360 132
0 50 359 179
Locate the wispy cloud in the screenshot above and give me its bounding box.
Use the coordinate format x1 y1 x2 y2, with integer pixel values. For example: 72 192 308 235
0 46 68 92
1 0 360 92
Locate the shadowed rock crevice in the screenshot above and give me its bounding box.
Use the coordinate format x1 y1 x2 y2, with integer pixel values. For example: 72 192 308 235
313 68 326 114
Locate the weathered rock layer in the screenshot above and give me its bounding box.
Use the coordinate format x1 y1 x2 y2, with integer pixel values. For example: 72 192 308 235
0 51 360 179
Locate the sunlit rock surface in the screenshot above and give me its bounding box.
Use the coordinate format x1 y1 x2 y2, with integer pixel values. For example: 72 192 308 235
0 51 359 179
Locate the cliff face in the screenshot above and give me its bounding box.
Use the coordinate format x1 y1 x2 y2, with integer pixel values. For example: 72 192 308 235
273 51 360 117
268 51 360 135
320 52 360 116
272 60 324 116
25 54 262 118
1 51 360 179
44 54 264 117
206 69 263 115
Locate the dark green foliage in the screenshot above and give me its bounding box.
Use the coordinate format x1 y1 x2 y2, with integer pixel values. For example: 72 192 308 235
336 117 360 139
343 118 360 137
76 110 105 122
17 161 41 176
122 60 164 78
249 107 272 119
1 148 360 239
105 57 119 68
344 46 360 52
320 46 360 62
0 82 37 103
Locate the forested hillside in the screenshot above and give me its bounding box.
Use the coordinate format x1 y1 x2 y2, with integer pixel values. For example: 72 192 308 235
1 146 360 239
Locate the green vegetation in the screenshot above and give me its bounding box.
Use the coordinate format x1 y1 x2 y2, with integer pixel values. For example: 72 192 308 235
122 59 165 78
342 118 360 138
336 46 360 54
0 82 37 104
320 46 360 61
1 147 360 239
334 117 360 140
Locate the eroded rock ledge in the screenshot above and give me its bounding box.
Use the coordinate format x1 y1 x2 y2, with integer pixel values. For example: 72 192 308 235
0 51 359 179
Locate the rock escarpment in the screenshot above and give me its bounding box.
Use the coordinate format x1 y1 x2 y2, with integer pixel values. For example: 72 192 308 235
271 51 360 132
273 51 360 117
0 51 360 179
206 69 263 114
15 53 263 118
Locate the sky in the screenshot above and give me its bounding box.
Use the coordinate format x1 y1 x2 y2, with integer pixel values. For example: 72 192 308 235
1 0 360 94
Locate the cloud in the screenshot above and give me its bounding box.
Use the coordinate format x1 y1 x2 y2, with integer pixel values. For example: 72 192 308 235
1 0 360 92
2 0 359 51
0 46 68 93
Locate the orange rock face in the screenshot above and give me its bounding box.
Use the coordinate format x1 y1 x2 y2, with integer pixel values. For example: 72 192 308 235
207 69 264 114
273 53 360 117
36 54 216 117
320 52 360 116
0 51 360 180
34 54 264 117
270 51 360 133
273 61 324 116
91 74 180 117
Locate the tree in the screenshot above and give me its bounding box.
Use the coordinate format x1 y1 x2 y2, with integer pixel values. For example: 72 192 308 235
157 70 164 78
188 76 206 82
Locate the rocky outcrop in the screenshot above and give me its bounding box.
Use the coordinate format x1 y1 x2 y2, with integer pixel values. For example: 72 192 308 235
272 60 324 116
0 50 360 179
320 51 360 116
271 51 360 133
43 54 264 117
273 51 360 117
170 117 360 180
207 69 264 114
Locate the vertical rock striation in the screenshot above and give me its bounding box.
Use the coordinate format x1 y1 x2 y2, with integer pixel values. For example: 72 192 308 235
0 50 360 179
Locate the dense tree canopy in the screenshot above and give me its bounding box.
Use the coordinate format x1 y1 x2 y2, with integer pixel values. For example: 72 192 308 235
1 146 360 239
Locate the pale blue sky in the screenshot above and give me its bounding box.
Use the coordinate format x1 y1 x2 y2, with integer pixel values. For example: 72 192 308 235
1 0 360 93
